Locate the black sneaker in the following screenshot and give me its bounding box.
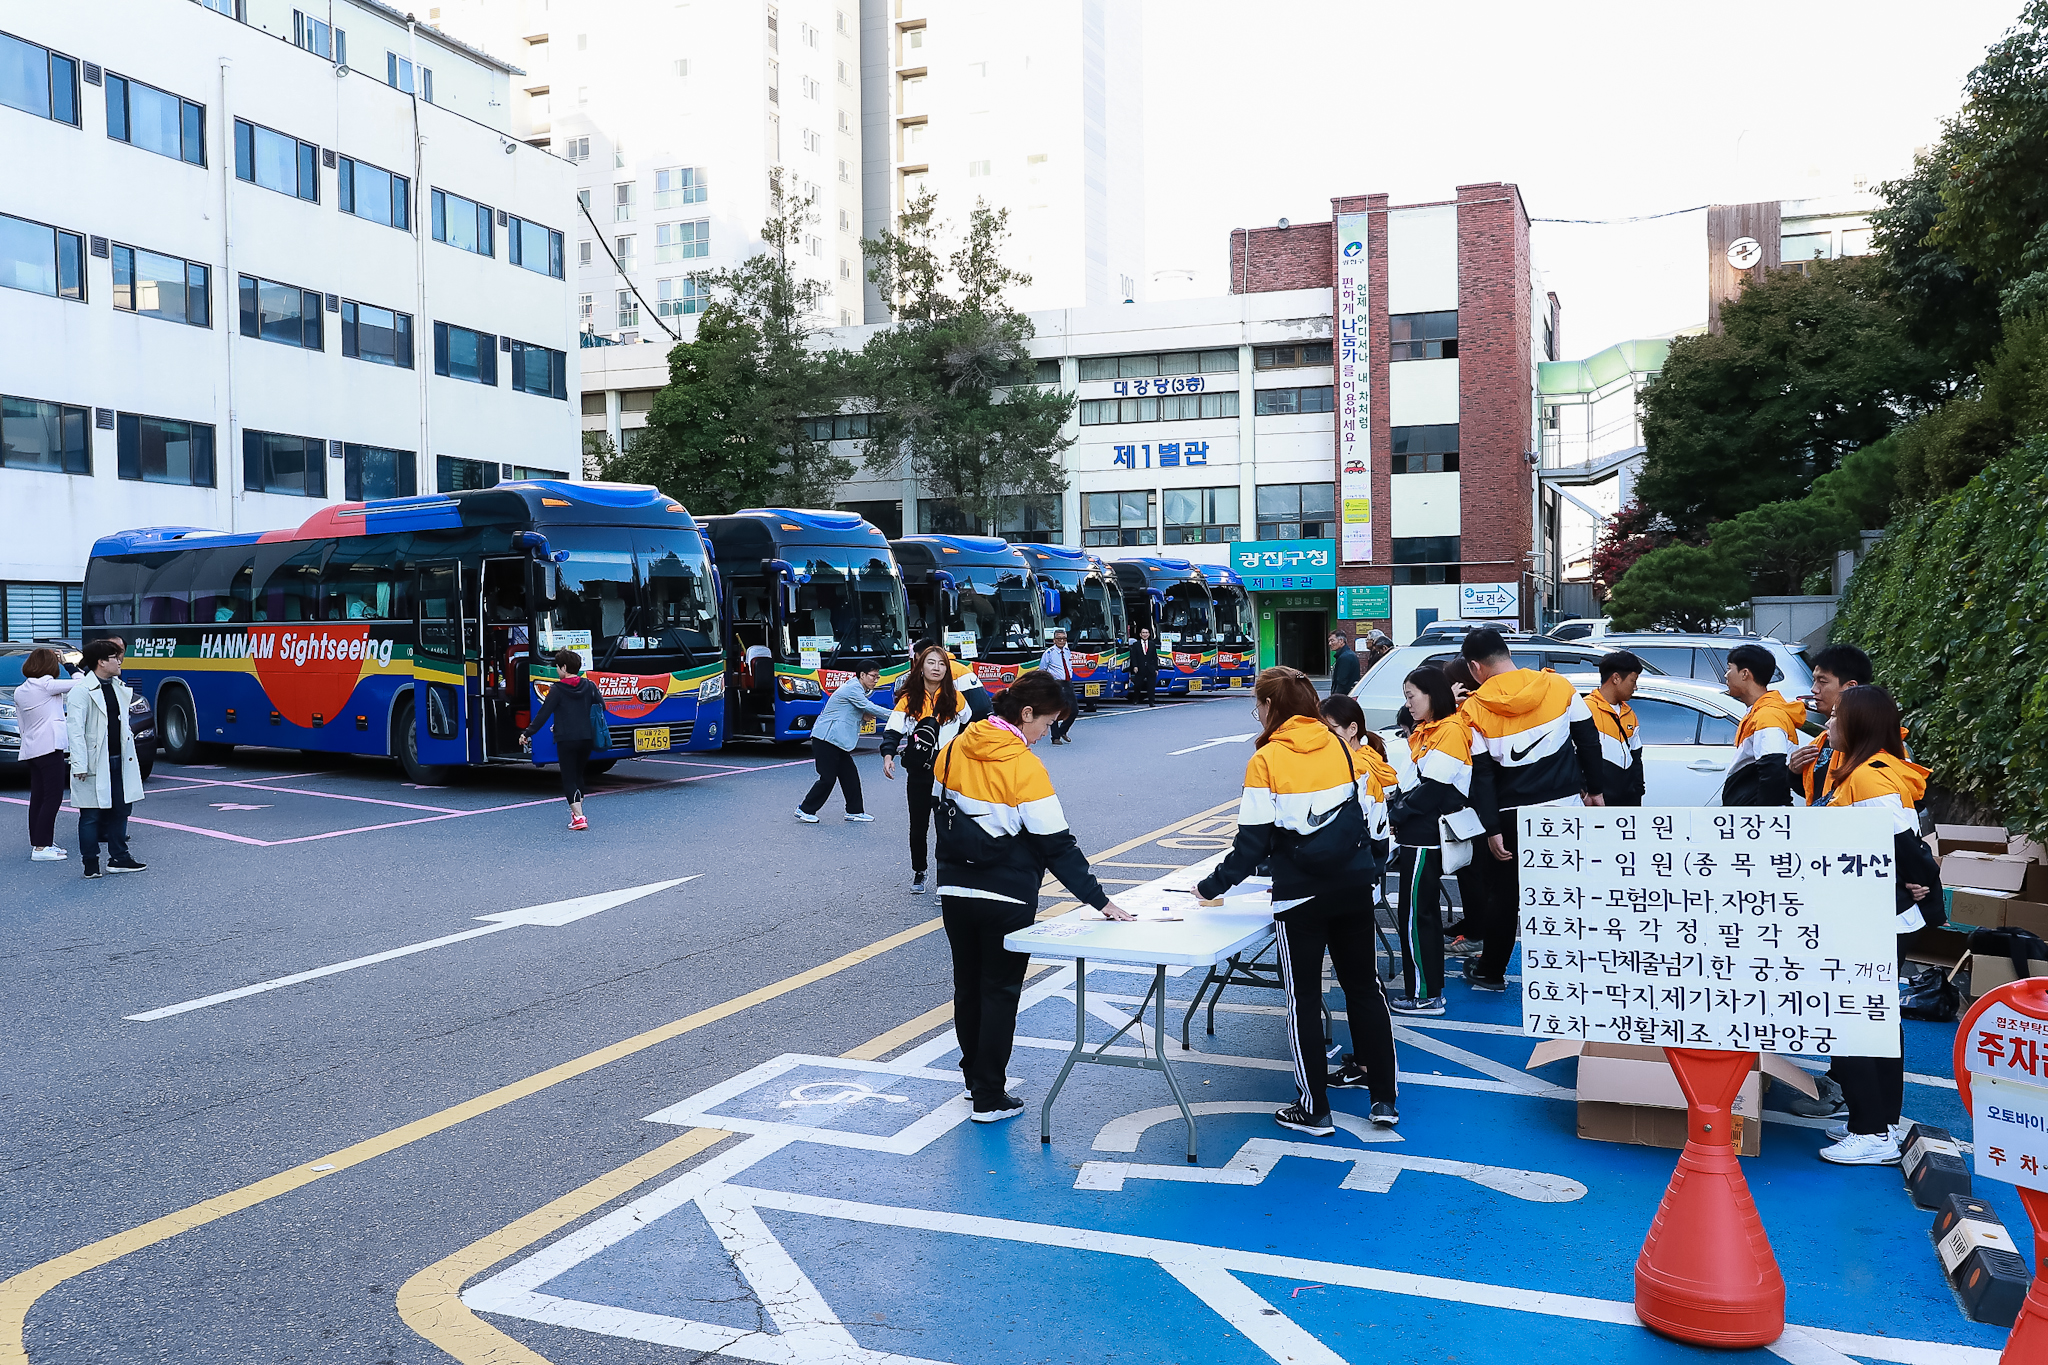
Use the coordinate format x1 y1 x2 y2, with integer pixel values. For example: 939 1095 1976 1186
1465 967 1507 992
1326 1063 1372 1090
971 1094 1026 1123
1370 1101 1400 1128
1388 994 1447 1016
107 856 148 873
1275 1104 1336 1136
82 861 102 879
910 871 928 895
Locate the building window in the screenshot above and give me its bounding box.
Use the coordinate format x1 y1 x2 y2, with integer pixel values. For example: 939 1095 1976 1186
0 31 79 127
1255 483 1334 541
616 289 639 327
1389 310 1458 361
112 245 209 327
615 234 636 270
0 394 90 474
615 182 635 221
340 300 414 368
238 275 323 350
802 127 822 153
991 499 1060 544
577 189 592 216
0 211 84 301
431 188 494 255
1077 392 1238 426
233 118 316 199
577 239 593 267
1163 487 1239 545
654 166 707 207
657 275 704 316
578 292 593 322
116 413 214 487
655 219 709 262
1391 423 1459 474
1077 349 1236 381
967 159 990 177
508 216 565 278
508 340 567 399
1254 342 1331 369
1083 491 1156 548
344 443 416 500
432 322 498 384
800 413 871 441
109 74 205 166
338 155 410 230
838 257 851 280
243 430 326 498
565 135 590 162
436 454 497 492
386 52 434 102
1253 385 1335 416
3 583 82 639
293 10 340 60
1391 535 1461 585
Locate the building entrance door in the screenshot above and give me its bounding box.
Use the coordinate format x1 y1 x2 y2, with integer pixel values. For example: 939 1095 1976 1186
1276 609 1329 676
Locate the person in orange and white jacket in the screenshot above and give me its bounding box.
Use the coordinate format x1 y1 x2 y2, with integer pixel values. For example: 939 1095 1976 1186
1318 694 1396 848
1810 684 1941 1168
1197 669 1398 1138
1721 642 1806 807
1585 651 1647 807
882 644 993 895
1382 668 1477 1017
933 671 1130 1125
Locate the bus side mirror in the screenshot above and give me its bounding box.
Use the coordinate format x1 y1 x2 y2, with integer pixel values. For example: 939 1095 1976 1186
528 560 558 607
1041 584 1061 617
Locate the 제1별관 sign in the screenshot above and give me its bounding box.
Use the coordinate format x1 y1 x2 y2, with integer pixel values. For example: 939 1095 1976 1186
1516 806 1900 1056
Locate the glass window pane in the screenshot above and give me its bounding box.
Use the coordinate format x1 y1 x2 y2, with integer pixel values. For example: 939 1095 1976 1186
1162 489 1198 525
1631 697 1702 746
182 99 204 163
1299 483 1335 516
0 213 56 296
1256 484 1298 519
1085 493 1119 527
1119 491 1148 526
1158 352 1199 375
1201 348 1237 373
120 246 192 323
251 122 296 191
0 32 51 119
1078 357 1116 381
1118 354 1158 378
1212 487 1239 523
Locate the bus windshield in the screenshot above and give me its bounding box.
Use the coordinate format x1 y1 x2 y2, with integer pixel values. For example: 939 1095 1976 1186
1160 582 1212 643
1211 586 1252 645
950 565 1040 657
546 527 719 672
1039 569 1115 645
786 549 908 659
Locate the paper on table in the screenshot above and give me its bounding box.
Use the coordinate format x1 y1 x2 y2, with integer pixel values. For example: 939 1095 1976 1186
1081 885 1196 921
1157 853 1226 892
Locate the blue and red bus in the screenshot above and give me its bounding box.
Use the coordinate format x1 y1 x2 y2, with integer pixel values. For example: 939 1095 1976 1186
83 480 725 782
1110 556 1220 696
1016 542 1128 704
1201 563 1257 691
702 508 910 743
891 535 1046 692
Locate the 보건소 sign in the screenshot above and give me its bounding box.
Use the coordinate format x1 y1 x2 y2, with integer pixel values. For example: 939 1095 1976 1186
1516 806 1901 1056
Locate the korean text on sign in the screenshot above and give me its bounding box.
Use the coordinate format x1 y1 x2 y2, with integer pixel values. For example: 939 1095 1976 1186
1517 807 1900 1056
1966 1002 2048 1193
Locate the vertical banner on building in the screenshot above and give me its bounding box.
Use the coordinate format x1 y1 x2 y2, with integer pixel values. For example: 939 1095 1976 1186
1335 212 1372 563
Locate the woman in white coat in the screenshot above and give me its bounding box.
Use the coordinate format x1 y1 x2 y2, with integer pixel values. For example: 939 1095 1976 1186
17 647 78 861
65 639 147 877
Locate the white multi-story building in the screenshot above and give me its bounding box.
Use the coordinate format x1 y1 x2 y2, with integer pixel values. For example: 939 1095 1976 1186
0 0 580 637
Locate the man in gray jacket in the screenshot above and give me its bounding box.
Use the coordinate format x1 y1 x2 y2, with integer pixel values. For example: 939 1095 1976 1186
795 664 897 823
67 639 147 878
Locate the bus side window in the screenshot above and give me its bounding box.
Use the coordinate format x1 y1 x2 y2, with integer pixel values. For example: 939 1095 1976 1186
253 544 326 622
85 555 145 627
141 552 194 624
322 553 410 621
192 550 254 624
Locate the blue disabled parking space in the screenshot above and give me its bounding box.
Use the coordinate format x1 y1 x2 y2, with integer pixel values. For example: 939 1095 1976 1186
464 948 2014 1364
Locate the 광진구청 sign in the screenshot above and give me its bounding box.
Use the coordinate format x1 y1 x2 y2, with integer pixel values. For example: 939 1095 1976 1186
1232 538 1334 591
1515 806 1901 1057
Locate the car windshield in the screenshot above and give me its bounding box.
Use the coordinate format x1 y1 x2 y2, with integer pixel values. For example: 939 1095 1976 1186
545 527 719 673
1039 569 1113 645
1161 583 1212 643
1211 586 1251 645
786 549 909 659
948 564 1040 657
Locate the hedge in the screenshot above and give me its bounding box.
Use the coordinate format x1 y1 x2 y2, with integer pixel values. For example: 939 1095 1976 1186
1835 436 2048 837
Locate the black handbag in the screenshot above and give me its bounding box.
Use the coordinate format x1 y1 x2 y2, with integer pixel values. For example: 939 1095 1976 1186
933 741 1009 868
1287 743 1373 879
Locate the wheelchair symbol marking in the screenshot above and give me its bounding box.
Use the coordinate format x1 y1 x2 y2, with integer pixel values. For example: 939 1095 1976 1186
776 1080 913 1109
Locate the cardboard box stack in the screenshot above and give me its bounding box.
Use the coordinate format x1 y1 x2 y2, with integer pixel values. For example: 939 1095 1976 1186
1940 825 2048 999
1525 1041 1819 1156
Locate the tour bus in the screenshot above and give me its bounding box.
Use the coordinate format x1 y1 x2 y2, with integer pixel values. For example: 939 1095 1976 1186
1109 557 1218 695
82 481 726 783
891 535 1047 692
1016 542 1128 704
702 508 911 742
1201 563 1257 691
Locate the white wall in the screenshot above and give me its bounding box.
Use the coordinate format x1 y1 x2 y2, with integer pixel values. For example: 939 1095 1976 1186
1388 359 1458 425
1390 472 1460 538
1385 204 1457 315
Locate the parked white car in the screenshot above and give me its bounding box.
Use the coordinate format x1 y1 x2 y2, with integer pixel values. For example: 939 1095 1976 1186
1559 674 1761 806
1548 617 1609 643
1349 639 1643 730
1599 633 1812 706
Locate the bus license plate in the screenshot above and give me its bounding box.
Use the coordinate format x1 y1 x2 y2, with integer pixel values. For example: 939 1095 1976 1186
860 717 876 735
1084 683 1102 698
1187 679 1203 692
1230 676 1246 688
633 726 671 752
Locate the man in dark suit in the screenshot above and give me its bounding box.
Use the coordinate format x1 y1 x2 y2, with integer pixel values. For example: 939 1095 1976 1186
1328 631 1361 697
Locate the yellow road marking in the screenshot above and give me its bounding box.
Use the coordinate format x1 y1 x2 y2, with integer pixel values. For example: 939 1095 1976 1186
1 798 1238 1364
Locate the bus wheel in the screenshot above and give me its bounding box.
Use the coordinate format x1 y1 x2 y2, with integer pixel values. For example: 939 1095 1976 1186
586 759 619 776
394 697 453 786
157 688 203 764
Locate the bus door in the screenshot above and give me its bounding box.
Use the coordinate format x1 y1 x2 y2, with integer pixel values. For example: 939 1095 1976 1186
414 563 472 768
481 557 532 758
728 577 778 738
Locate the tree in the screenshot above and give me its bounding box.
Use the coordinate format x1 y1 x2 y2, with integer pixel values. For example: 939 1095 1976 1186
1708 498 1860 597
1871 138 2004 378
602 190 851 513
851 191 1074 532
1604 545 1751 632
1928 1 2048 322
1589 500 1682 600
1634 256 1947 534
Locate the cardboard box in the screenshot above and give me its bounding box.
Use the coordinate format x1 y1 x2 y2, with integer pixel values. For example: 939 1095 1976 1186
1525 1040 1817 1156
2009 837 2046 866
1939 825 2011 857
1900 924 1971 970
1942 851 2033 894
1968 951 2048 999
1948 889 2048 942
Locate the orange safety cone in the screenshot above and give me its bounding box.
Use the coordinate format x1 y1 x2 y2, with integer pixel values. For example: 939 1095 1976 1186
1953 979 2048 1363
1634 1047 1786 1347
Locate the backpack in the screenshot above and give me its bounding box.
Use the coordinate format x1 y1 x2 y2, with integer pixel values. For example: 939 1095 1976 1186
934 739 1010 869
582 682 612 750
903 715 944 772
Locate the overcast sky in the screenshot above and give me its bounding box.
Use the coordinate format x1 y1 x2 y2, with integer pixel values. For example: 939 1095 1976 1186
1141 0 2020 357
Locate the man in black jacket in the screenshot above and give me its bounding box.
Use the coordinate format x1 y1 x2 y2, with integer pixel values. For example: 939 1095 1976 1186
1327 632 1361 697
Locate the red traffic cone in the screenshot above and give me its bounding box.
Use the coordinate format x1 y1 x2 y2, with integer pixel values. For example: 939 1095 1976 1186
1635 1048 1786 1347
2000 1174 2048 1359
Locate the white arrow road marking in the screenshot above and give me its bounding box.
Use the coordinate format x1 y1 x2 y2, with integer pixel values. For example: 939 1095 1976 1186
1168 732 1258 756
124 877 697 1021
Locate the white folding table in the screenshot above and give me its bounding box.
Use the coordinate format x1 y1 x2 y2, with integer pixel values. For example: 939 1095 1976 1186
1004 905 1275 1164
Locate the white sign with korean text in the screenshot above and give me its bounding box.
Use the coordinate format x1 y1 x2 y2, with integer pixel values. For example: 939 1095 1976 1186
1460 582 1520 619
1517 807 1901 1057
1335 210 1372 564
1963 1002 2048 1191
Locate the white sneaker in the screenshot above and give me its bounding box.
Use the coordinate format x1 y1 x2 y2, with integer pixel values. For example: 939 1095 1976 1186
30 847 65 862
1819 1131 1901 1165
1823 1119 1909 1143
794 808 820 824
844 812 876 822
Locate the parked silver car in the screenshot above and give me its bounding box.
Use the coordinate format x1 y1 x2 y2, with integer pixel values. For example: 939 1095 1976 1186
0 642 156 781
